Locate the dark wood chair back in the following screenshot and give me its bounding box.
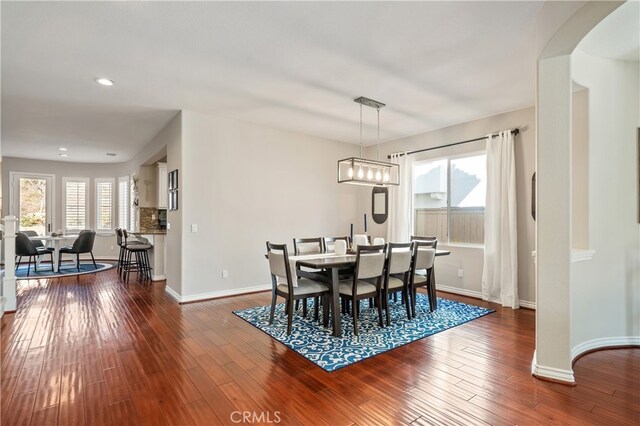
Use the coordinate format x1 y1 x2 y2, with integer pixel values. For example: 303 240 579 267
266 242 293 294
353 244 386 282
293 237 324 255
386 242 413 275
411 235 437 249
323 236 350 253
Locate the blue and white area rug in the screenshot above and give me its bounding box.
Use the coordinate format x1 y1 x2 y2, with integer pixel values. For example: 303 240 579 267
233 294 494 372
15 262 116 279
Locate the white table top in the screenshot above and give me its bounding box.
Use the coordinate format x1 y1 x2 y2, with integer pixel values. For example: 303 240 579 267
28 235 78 241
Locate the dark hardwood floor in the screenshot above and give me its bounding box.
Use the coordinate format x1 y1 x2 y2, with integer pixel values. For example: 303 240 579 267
1 270 638 425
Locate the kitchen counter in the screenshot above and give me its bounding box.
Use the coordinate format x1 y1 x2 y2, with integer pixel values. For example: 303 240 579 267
132 230 166 235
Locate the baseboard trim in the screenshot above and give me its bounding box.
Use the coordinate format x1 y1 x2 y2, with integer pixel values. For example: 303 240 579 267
571 336 640 364
436 284 536 310
151 274 166 282
164 286 182 303
165 284 271 304
532 362 576 385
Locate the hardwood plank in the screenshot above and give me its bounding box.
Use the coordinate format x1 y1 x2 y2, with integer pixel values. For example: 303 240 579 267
83 381 112 426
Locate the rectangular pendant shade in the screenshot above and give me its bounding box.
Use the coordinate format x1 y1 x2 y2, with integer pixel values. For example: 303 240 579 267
337 157 400 186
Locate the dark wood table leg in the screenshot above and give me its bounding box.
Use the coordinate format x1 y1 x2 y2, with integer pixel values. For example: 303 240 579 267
429 268 437 311
330 268 342 337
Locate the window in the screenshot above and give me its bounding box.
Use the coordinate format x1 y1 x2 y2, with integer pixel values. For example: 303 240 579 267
413 153 486 245
95 178 114 231
118 176 130 229
63 177 89 233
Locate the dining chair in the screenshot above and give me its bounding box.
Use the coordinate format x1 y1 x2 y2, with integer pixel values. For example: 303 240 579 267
410 241 437 316
338 244 387 335
58 230 97 272
293 237 325 318
293 237 324 255
410 235 438 249
383 242 414 326
323 236 350 253
15 232 54 276
266 242 329 335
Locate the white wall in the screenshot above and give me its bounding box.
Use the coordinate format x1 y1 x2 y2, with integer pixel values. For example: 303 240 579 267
363 107 536 306
176 110 360 300
142 113 182 297
570 50 640 353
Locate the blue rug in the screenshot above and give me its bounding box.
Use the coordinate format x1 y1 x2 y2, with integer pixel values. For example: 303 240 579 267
15 262 116 279
233 294 494 372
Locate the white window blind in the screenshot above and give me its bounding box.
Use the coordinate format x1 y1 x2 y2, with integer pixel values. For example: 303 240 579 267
96 178 114 231
63 178 89 232
118 177 130 229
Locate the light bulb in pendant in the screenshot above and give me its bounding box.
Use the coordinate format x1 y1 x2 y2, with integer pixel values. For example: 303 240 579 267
375 169 382 181
357 167 364 179
383 171 390 182
348 167 354 178
367 167 373 180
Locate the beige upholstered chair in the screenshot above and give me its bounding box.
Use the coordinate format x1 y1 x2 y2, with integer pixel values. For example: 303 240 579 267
410 241 437 316
292 237 325 318
338 244 386 335
383 242 414 325
266 242 329 335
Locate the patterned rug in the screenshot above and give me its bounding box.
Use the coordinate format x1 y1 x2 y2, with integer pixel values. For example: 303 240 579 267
15 262 117 279
233 293 494 372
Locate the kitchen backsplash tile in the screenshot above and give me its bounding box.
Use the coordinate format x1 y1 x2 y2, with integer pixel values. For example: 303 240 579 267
139 207 161 231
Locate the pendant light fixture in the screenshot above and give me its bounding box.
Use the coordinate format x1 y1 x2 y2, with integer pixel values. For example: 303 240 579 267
337 96 400 186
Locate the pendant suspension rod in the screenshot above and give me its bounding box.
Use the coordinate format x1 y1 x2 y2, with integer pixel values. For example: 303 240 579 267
377 107 380 161
359 104 363 158
387 128 520 159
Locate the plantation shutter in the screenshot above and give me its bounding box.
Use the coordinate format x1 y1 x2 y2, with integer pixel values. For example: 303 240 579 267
65 181 87 231
118 177 129 229
96 180 113 230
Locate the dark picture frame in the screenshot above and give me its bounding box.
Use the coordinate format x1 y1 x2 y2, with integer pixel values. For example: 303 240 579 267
168 169 179 210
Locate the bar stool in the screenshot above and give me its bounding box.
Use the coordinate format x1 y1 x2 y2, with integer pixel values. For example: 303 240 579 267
121 229 152 282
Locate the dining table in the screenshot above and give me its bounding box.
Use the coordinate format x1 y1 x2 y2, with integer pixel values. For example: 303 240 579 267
29 235 78 272
295 249 451 337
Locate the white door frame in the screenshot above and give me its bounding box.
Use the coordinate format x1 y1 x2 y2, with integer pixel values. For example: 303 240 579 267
9 172 56 234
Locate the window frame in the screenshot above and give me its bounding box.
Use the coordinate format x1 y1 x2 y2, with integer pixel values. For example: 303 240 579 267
413 150 487 247
62 177 90 234
118 176 130 230
95 177 115 232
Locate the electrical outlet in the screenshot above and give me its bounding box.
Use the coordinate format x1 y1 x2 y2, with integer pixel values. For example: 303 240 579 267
222 270 229 279
458 269 464 278
110 245 114 251
191 224 198 233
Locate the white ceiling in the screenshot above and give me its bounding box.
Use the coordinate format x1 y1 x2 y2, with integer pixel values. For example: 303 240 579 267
2 1 549 163
578 0 640 61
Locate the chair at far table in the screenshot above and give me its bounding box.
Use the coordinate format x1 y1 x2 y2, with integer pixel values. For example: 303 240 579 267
323 236 350 253
338 244 387 336
266 242 330 335
411 235 438 249
410 242 437 316
59 230 97 272
293 237 325 318
16 232 54 276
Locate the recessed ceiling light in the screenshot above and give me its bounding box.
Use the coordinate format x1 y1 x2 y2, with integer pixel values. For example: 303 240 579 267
59 147 68 151
95 78 115 86
59 153 68 157
106 153 116 157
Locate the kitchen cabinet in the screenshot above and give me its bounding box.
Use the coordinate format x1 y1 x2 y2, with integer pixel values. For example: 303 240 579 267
157 162 167 209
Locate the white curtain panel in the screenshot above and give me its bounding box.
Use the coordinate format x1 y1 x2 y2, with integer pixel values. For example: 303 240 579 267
387 153 414 243
482 130 519 308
